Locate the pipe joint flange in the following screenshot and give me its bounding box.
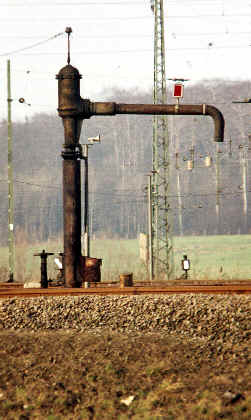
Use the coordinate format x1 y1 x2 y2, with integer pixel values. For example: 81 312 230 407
61 146 80 160
80 98 92 119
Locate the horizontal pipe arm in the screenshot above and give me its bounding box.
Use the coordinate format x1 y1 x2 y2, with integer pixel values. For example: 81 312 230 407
89 102 224 142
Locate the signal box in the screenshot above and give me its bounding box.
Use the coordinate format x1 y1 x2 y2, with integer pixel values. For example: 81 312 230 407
173 83 183 98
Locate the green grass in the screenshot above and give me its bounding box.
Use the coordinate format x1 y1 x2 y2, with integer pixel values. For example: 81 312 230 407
91 234 251 281
173 234 251 280
1 234 251 282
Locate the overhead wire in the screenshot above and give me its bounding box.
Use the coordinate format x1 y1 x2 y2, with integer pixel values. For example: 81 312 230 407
0 16 152 22
1 34 153 39
3 1 146 5
12 44 251 56
0 31 64 57
0 1 250 58
0 14 250 23
4 178 251 200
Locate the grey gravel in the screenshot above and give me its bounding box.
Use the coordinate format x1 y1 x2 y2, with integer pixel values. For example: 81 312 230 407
0 295 250 342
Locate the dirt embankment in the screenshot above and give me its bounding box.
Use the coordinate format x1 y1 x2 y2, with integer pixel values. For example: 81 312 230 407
0 294 250 419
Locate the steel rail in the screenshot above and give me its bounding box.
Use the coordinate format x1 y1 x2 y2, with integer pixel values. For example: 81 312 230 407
0 285 250 299
1 281 251 288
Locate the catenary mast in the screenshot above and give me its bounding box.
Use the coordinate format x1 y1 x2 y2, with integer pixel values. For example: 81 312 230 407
150 0 173 279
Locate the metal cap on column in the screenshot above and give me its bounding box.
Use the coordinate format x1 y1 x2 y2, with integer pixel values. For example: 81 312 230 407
56 28 84 287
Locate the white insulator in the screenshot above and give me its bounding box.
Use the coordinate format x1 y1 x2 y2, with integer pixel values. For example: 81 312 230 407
187 160 193 170
54 258 63 269
204 156 212 167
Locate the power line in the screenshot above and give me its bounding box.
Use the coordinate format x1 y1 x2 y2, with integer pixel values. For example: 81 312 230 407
0 14 250 22
169 31 251 37
0 16 152 22
13 179 61 189
12 44 251 56
17 48 152 56
2 1 146 5
1 34 152 39
166 14 251 18
0 32 64 57
2 31 251 40
2 178 250 200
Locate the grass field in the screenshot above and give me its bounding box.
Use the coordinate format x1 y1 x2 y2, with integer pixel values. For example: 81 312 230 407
0 234 251 283
173 234 251 281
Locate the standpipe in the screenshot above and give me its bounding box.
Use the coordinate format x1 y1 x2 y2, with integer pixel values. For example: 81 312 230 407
57 64 225 287
56 64 83 288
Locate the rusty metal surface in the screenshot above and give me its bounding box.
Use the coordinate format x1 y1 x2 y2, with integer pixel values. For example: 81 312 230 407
0 284 250 299
0 283 23 288
56 64 82 119
1 281 251 288
63 158 82 288
90 102 224 143
82 257 102 283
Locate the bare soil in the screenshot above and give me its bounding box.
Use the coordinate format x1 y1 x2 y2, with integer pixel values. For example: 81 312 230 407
0 331 250 419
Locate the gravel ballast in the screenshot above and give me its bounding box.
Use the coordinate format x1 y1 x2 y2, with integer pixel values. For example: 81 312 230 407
0 294 250 342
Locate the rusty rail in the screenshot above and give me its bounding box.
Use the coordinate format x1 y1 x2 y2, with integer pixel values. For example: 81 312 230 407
0 284 250 299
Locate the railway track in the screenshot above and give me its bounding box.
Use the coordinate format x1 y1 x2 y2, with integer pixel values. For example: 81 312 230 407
0 283 250 298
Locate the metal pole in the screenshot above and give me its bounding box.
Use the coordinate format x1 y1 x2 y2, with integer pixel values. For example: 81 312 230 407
147 174 153 281
83 144 90 256
151 0 171 280
7 59 14 283
216 143 220 233
62 135 82 287
240 146 248 232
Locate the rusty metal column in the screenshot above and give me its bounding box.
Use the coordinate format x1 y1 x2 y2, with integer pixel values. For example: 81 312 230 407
62 138 82 287
56 62 84 287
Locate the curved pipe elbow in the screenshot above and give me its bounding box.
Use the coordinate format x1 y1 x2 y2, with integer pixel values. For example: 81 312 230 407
204 105 224 142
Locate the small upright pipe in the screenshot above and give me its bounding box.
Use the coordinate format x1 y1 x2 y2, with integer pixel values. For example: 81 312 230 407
34 250 54 288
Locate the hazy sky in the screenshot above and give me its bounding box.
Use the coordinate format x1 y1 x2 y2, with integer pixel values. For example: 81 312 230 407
1 0 251 121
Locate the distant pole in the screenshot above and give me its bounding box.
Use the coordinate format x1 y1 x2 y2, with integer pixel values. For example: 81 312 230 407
83 136 101 257
147 174 153 281
83 144 90 257
216 143 220 233
239 145 248 231
7 59 14 282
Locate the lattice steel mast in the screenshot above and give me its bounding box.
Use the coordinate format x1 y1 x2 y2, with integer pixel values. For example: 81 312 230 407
150 0 172 279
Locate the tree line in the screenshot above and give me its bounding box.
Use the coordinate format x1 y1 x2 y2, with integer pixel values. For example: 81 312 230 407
0 79 251 244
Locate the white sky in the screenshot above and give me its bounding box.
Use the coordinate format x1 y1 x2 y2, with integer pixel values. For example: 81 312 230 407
0 0 251 121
